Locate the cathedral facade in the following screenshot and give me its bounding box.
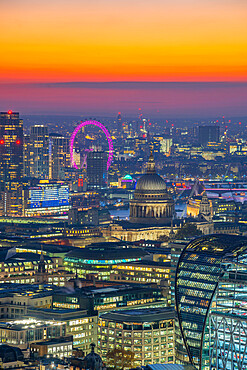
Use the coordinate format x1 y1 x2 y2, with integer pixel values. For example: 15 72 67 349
129 152 174 225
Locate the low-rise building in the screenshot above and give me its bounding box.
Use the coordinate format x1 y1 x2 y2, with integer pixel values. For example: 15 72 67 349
102 222 173 242
187 193 213 221
0 283 54 319
0 344 25 369
110 260 170 286
98 307 176 367
28 307 98 353
30 336 73 359
0 251 74 287
0 318 66 350
53 284 165 313
63 241 146 280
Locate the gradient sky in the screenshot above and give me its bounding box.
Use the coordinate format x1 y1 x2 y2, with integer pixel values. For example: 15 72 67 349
0 0 247 116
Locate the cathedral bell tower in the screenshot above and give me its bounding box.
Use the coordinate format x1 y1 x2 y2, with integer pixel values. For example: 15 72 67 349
36 250 48 289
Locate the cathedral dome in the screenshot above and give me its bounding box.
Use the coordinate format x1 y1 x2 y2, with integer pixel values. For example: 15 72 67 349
134 152 167 198
136 173 166 192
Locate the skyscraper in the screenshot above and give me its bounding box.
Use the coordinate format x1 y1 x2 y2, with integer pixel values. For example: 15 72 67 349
0 111 23 215
30 125 49 178
0 111 23 187
175 234 247 369
198 125 220 146
49 134 70 180
117 112 122 131
87 151 107 190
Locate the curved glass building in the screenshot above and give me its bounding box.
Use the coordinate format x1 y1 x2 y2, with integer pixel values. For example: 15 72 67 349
175 234 247 370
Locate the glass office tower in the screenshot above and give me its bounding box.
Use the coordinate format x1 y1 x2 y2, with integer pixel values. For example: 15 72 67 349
30 125 49 178
175 235 247 370
0 111 23 215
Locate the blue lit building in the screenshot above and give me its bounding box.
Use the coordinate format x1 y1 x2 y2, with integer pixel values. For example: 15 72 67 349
24 181 70 216
175 234 247 370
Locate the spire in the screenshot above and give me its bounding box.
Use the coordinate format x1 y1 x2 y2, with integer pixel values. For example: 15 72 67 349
38 245 46 274
37 244 47 289
146 148 156 174
169 217 175 240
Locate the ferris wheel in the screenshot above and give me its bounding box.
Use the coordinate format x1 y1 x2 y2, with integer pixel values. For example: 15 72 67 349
70 120 114 170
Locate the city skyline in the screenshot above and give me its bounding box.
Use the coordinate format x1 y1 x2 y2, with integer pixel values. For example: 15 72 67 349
1 1 247 368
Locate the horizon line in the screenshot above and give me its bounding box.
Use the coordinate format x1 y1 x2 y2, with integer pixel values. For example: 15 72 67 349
1 81 247 85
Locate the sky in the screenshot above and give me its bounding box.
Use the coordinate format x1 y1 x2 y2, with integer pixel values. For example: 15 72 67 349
0 0 247 117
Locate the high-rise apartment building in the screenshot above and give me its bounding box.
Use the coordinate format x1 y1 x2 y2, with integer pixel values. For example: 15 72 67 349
49 134 70 180
87 151 107 190
30 125 49 178
0 111 23 216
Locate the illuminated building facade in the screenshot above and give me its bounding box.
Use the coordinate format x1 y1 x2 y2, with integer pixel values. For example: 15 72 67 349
118 174 135 189
160 138 173 154
187 192 213 221
0 283 53 320
23 181 70 216
110 260 170 286
98 308 176 366
28 307 98 353
0 252 74 286
0 111 23 186
30 125 49 178
63 242 146 280
53 284 164 313
175 234 247 369
103 222 173 242
49 134 70 180
87 151 107 190
0 111 23 216
30 336 73 359
0 318 66 349
66 315 97 350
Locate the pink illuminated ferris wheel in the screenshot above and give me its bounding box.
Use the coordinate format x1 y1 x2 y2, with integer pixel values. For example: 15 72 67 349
70 120 114 170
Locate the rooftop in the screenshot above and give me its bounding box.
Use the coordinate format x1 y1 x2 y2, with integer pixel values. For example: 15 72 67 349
100 307 175 323
0 283 56 298
31 336 73 346
0 318 65 331
65 242 147 263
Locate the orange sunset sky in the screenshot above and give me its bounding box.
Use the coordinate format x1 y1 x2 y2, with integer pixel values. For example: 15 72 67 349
1 0 247 83
0 0 247 116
